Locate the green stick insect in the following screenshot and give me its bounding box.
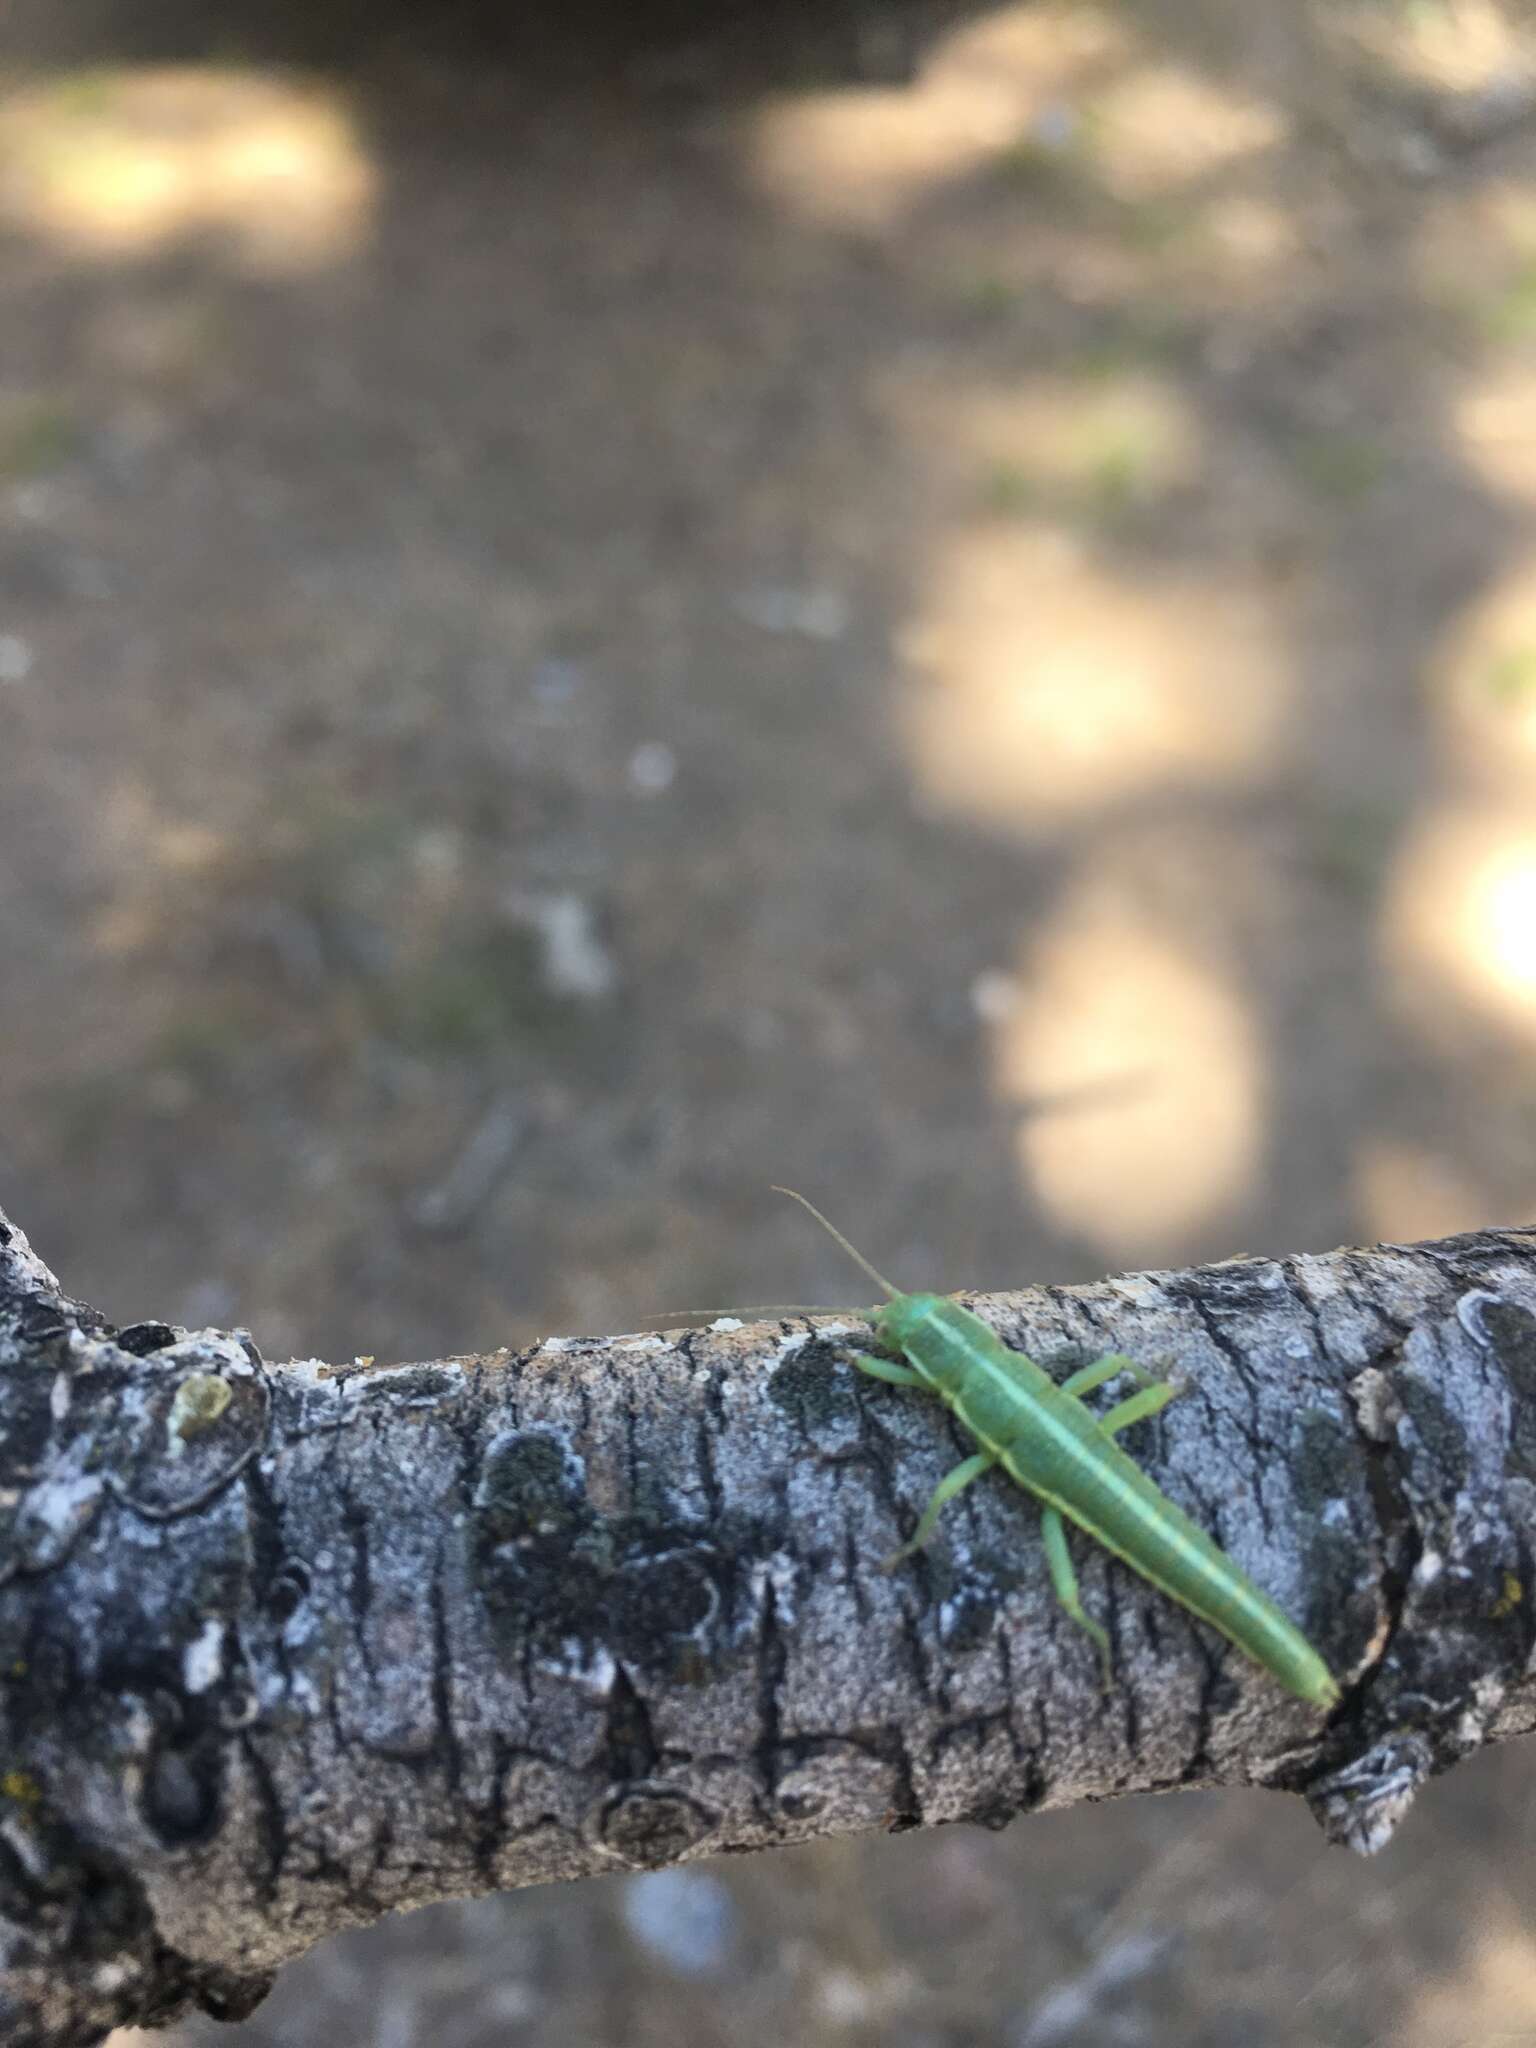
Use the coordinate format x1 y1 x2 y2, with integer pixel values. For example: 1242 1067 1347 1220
743 1189 1341 1709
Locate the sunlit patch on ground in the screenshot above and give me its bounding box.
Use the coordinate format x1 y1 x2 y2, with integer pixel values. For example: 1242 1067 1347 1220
0 66 374 271
742 0 1303 318
1453 359 1536 501
1331 0 1536 99
1401 1894 1536 2046
897 530 1284 839
1086 62 1286 199
741 2 1130 229
1383 807 1536 1048
987 878 1262 1261
1193 191 1299 278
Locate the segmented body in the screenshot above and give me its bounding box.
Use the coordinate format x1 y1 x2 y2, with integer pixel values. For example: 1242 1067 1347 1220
875 1290 1339 1709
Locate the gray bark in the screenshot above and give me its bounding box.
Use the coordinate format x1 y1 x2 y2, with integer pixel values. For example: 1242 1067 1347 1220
4 1198 1536 2046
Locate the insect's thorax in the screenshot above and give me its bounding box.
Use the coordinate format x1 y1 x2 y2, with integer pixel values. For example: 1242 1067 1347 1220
881 1294 1067 1446
878 1294 1019 1393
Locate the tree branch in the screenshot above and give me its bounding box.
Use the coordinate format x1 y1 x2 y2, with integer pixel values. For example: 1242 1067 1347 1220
4 1197 1535 2045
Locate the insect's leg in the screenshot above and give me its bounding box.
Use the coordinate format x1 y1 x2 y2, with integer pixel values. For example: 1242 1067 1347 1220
847 1351 924 1390
1040 1506 1114 1689
1098 1380 1182 1436
1057 1352 1136 1400
882 1451 996 1569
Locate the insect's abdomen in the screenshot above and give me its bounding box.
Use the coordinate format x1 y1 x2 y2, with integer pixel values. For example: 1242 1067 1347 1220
1021 1429 1337 1707
902 1299 1338 1708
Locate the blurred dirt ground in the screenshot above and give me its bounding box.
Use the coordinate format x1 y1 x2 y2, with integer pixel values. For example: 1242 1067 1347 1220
6 0 1536 2042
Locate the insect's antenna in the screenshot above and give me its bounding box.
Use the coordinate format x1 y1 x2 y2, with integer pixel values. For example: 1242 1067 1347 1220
640 1304 862 1324
771 1186 900 1300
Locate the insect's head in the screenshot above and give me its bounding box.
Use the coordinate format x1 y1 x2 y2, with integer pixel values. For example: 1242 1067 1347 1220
872 1292 946 1356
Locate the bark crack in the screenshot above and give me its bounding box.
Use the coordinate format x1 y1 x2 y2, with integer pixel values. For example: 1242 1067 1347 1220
429 1567 465 1798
